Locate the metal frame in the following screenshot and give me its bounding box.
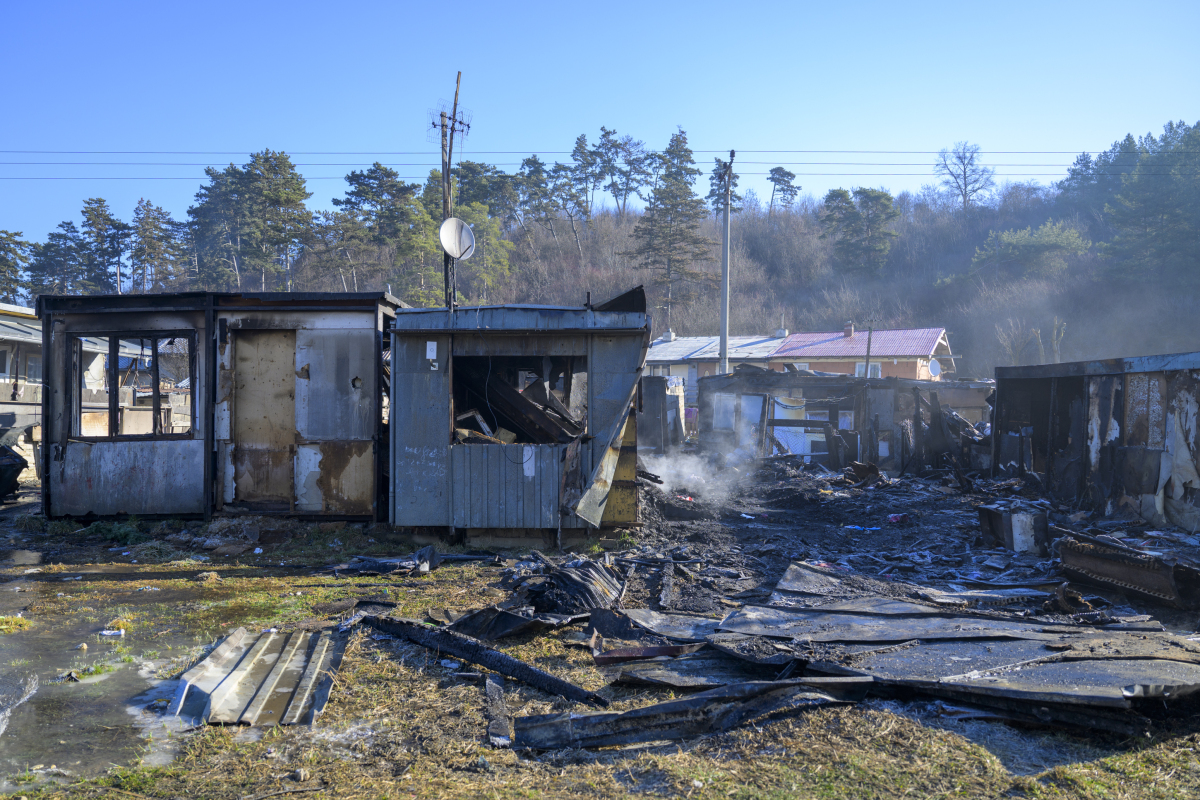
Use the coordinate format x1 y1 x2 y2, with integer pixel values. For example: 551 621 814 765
66 329 197 442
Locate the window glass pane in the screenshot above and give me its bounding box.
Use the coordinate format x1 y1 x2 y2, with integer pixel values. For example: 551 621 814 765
25 355 41 383
0 351 8 375
117 338 155 435
77 337 111 436
158 337 193 434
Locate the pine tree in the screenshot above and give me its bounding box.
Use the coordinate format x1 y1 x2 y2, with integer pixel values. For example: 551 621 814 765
623 128 713 330
79 198 128 293
819 188 900 273
0 230 31 304
767 167 799 214
131 199 186 292
27 221 84 296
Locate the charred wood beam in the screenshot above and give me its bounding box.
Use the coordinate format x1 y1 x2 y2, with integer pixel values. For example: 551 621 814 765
513 680 842 749
457 364 575 444
361 615 608 707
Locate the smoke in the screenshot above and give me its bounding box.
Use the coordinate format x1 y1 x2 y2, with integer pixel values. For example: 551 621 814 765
641 452 745 506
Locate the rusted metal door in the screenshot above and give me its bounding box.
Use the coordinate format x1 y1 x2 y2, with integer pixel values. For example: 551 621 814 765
233 330 296 510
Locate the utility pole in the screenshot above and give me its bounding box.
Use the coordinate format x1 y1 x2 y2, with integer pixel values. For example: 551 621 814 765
436 71 468 308
862 315 880 379
718 149 735 375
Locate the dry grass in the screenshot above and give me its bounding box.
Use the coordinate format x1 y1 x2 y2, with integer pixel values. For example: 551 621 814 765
4 558 1200 799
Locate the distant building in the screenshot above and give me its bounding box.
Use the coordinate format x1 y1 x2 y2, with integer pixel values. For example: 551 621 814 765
646 323 957 406
646 331 790 404
770 323 955 380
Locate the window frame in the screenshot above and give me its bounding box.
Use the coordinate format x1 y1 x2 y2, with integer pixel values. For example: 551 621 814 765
69 330 197 441
855 362 882 378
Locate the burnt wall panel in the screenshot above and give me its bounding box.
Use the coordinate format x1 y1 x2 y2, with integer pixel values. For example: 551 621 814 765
49 439 205 516
295 329 376 442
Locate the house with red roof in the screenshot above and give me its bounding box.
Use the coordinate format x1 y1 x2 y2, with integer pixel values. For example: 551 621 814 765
769 322 955 380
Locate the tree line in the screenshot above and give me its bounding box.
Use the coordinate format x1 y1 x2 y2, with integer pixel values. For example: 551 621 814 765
0 119 1196 377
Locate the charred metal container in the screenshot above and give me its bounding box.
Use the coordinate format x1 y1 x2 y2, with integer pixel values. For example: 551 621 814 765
37 292 401 520
388 287 649 548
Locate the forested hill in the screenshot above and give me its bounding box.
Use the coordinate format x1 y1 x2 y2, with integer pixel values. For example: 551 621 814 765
0 120 1196 379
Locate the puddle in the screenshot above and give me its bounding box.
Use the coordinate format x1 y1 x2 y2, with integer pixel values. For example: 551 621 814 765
0 566 251 785
1 551 42 566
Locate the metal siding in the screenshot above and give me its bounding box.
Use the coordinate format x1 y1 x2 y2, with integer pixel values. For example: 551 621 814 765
295 328 376 441
587 333 647 475
449 444 567 528
49 439 206 516
392 334 451 526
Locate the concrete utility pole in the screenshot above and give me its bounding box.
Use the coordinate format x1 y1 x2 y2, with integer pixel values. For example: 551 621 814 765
440 71 464 308
863 315 880 379
718 149 735 375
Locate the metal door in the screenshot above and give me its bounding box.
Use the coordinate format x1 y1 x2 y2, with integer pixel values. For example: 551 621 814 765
233 330 296 509
391 333 451 525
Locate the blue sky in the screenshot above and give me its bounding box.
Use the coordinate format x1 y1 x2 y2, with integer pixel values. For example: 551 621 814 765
2 0 1197 242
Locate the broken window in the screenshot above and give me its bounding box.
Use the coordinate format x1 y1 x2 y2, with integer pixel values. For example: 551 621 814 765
450 355 586 445
70 332 195 439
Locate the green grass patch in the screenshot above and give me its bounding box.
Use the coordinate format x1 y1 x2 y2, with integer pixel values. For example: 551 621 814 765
0 616 32 634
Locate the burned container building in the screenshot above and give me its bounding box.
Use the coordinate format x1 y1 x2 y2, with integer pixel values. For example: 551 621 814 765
994 352 1200 528
696 367 992 473
38 292 400 520
389 287 649 547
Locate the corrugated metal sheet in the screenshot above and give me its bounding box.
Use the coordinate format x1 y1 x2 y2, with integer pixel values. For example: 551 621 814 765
773 328 947 359
169 627 342 727
49 439 205 516
450 444 583 528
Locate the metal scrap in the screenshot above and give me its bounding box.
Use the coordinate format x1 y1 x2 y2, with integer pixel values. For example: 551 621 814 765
360 615 608 707
513 680 845 749
1058 531 1200 609
169 627 342 726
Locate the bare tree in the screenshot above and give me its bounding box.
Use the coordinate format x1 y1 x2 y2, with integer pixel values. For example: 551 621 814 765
996 318 1035 366
934 142 995 213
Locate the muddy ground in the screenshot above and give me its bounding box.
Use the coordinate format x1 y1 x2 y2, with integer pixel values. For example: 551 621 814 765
0 464 1197 800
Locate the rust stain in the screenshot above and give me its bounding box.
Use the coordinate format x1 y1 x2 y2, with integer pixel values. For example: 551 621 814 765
314 440 373 514
297 364 310 380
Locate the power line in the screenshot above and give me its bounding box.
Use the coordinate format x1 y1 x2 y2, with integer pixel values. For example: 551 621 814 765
0 161 1173 167
3 171 1194 180
4 149 1194 155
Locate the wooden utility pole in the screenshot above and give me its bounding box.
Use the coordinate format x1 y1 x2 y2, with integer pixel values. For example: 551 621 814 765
440 71 464 308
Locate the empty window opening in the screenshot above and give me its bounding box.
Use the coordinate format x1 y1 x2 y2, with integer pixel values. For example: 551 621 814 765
70 332 195 439
451 355 586 445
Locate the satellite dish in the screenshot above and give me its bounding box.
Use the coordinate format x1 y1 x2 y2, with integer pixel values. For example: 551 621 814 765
439 217 475 260
928 359 942 377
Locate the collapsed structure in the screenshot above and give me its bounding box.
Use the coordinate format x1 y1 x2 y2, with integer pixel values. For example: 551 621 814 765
994 352 1200 526
696 368 992 473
